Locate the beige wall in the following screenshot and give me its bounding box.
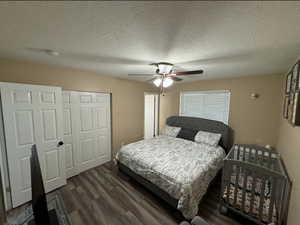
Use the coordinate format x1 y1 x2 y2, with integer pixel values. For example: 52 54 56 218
277 81 300 225
160 74 283 147
0 58 156 156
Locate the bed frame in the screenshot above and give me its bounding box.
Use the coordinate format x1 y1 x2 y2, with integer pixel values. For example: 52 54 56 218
118 116 233 210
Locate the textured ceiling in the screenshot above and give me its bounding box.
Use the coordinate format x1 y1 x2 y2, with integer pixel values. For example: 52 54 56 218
0 1 299 82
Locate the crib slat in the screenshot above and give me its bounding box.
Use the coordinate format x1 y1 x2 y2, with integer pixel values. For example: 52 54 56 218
245 147 248 162
268 178 277 223
237 145 240 160
254 148 258 164
259 176 266 221
242 147 246 162
249 148 254 163
233 145 239 160
221 163 226 201
233 165 240 206
249 172 257 215
280 179 289 225
226 164 231 204
221 161 230 204
272 154 277 171
258 150 264 166
241 168 248 212
268 150 272 169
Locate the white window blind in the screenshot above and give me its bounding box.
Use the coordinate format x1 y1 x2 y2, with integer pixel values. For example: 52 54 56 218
180 91 230 124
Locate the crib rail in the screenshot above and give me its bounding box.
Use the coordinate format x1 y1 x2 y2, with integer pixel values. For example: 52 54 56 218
227 144 282 172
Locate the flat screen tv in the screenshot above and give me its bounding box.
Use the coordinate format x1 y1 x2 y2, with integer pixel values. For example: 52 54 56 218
28 145 59 225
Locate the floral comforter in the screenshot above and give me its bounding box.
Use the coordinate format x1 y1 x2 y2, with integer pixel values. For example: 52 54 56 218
116 135 225 219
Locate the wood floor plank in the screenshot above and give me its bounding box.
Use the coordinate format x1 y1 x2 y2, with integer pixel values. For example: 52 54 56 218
69 210 85 225
60 187 76 214
124 211 145 225
70 185 99 225
112 186 163 225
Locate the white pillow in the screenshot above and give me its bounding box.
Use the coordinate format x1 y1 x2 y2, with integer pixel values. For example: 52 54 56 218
162 125 181 137
194 131 221 147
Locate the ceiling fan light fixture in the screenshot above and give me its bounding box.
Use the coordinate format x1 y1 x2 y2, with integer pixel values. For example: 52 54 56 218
153 78 162 87
162 77 174 88
158 63 173 74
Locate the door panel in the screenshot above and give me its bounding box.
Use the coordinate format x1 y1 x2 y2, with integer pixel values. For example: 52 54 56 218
95 106 108 129
96 134 109 158
0 83 66 207
41 109 58 141
15 110 35 145
80 94 92 103
65 143 74 170
13 90 32 104
45 150 59 180
80 107 93 131
40 91 56 104
63 109 72 135
81 138 94 163
20 157 31 190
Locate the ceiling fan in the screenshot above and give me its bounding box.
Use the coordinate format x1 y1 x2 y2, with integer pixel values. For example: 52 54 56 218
128 62 203 93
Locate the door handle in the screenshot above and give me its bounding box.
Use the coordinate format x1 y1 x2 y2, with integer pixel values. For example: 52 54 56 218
58 141 64 147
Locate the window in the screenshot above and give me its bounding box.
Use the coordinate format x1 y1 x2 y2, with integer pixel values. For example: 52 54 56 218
180 90 230 124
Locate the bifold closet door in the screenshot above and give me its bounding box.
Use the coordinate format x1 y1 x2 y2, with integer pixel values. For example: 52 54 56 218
0 83 66 208
63 91 111 177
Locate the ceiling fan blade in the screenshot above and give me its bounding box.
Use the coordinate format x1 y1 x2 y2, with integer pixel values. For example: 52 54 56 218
175 70 204 76
170 76 183 82
128 74 156 77
149 63 158 66
146 78 156 82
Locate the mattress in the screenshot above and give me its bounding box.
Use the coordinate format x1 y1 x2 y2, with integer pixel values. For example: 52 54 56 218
116 135 226 219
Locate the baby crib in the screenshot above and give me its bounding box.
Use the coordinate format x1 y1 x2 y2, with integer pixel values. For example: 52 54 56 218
220 144 292 225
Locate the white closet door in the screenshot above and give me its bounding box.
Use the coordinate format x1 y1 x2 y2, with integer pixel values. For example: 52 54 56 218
0 82 66 207
77 92 111 172
62 91 111 175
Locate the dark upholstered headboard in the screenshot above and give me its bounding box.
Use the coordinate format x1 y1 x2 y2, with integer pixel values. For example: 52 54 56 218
166 116 233 152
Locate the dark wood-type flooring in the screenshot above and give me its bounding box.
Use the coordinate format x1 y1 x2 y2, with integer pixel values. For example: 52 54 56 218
7 162 254 225
59 163 253 225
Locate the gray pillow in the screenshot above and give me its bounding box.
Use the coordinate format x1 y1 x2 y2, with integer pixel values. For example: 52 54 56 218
162 125 181 137
194 131 221 147
176 128 198 141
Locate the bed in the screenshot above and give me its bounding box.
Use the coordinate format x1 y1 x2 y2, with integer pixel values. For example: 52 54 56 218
117 116 233 219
